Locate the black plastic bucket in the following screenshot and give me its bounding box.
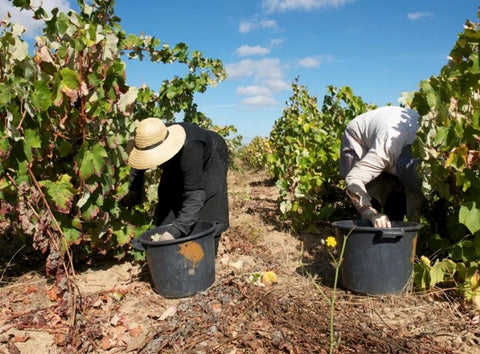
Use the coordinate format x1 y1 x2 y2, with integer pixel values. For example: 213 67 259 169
132 221 216 298
332 220 423 295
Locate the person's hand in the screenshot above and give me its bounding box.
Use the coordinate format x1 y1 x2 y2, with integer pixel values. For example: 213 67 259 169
119 190 142 208
361 207 391 228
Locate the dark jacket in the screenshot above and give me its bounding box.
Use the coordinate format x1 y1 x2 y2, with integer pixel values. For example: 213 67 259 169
128 122 229 238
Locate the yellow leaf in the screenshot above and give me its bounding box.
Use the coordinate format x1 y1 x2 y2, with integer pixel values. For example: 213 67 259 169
420 255 431 267
472 293 480 311
262 271 278 286
471 271 480 291
445 145 468 170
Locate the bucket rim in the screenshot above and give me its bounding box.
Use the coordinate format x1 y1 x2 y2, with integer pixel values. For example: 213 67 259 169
138 221 216 247
331 219 424 232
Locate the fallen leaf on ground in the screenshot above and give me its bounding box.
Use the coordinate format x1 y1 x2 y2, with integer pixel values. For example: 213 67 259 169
100 336 116 350
45 286 58 302
262 271 278 286
128 325 142 338
159 306 177 320
10 335 29 343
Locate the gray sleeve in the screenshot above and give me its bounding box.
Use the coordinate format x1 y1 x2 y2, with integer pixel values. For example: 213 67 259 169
344 148 389 211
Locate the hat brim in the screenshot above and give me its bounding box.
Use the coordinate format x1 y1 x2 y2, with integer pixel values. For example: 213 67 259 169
127 124 186 170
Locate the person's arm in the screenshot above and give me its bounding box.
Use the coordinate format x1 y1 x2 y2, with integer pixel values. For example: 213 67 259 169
345 149 391 228
166 141 206 238
119 168 145 208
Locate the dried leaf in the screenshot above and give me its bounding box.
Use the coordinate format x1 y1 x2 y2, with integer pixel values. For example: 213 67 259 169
128 325 142 338
10 335 29 343
211 303 222 314
159 306 177 320
100 336 116 350
45 286 58 302
109 314 123 327
37 46 53 63
54 333 68 347
25 286 38 294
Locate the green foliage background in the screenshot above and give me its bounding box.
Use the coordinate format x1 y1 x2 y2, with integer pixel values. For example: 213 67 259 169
408 14 480 301
246 10 480 302
0 0 233 277
268 81 375 231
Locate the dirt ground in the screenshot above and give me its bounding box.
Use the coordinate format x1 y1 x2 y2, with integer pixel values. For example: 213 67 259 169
0 166 479 353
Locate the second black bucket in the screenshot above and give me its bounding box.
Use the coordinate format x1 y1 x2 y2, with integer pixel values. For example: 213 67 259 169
134 221 216 298
332 220 423 295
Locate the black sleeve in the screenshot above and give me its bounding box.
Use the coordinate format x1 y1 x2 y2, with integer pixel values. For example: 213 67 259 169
167 140 206 237
128 168 145 191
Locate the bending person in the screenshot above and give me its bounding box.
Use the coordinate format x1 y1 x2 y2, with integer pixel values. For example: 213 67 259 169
340 106 423 228
121 118 229 241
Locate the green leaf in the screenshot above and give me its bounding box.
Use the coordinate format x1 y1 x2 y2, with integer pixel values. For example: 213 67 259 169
445 145 468 171
78 143 108 179
433 126 448 146
0 84 12 106
39 174 75 214
87 72 101 87
0 131 10 161
451 240 476 262
23 129 42 162
33 7 47 20
12 0 30 8
474 234 480 253
82 201 100 221
60 68 80 90
56 13 70 35
113 223 134 246
429 259 456 286
63 227 82 246
414 263 429 290
459 201 480 234
58 138 72 158
31 81 52 111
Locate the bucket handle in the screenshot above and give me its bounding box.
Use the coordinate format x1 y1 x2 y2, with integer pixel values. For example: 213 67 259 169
380 228 406 238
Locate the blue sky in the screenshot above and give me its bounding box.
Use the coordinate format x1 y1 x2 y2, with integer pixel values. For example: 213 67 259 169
2 1 479 141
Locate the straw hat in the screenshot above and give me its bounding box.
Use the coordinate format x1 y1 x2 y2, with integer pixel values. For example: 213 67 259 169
127 118 186 170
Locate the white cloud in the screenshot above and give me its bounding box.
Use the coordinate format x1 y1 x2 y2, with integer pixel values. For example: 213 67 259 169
226 58 289 107
262 0 355 13
0 0 71 37
227 58 283 81
407 11 434 21
298 54 334 68
238 21 254 33
263 78 290 91
236 45 270 57
299 56 320 68
236 85 271 96
242 95 278 106
239 18 277 33
269 38 284 47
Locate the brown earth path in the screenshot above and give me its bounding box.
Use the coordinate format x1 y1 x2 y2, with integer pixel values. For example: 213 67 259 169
0 166 479 353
